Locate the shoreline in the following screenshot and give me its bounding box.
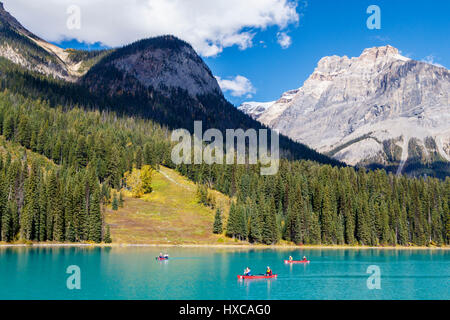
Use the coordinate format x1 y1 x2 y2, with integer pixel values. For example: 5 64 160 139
0 242 448 250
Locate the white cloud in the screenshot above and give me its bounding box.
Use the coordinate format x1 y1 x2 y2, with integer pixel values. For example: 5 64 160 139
421 55 445 68
4 0 299 57
277 32 292 49
215 75 256 97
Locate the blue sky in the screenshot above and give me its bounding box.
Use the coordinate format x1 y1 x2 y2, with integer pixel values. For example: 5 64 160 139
205 0 450 105
6 0 449 106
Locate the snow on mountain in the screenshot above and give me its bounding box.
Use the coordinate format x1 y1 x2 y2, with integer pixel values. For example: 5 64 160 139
238 101 275 119
239 45 450 176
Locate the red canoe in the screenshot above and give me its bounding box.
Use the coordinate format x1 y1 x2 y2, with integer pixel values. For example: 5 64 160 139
284 260 310 264
237 274 277 280
156 257 169 261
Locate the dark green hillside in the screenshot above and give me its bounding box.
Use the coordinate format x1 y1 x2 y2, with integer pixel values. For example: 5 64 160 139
0 52 342 166
0 85 447 246
0 15 446 247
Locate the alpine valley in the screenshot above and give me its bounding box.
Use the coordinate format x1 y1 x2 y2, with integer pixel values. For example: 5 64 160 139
239 45 450 178
0 2 448 248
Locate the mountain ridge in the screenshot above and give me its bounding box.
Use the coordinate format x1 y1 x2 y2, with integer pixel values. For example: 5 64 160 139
0 1 105 80
81 35 222 98
0 4 342 167
239 45 450 177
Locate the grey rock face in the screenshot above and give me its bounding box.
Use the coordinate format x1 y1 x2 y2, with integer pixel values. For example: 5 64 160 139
240 46 450 174
238 101 275 119
105 39 221 97
1 4 221 98
0 2 78 81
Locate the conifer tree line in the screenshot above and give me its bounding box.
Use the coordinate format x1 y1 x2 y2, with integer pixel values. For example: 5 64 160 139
0 89 173 243
0 90 172 189
178 161 450 246
0 81 448 246
0 56 341 168
0 90 170 243
0 153 104 242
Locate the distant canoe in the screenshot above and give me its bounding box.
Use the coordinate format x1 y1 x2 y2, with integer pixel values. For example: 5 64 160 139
284 260 310 264
237 274 277 280
156 257 169 261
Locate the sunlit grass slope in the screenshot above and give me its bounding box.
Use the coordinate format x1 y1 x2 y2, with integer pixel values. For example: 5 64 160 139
105 166 235 245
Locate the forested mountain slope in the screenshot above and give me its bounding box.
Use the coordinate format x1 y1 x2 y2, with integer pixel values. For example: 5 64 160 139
0 87 447 246
0 1 341 165
0 4 448 246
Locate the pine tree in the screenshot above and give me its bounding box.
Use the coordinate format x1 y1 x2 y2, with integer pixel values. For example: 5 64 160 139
2 202 16 242
356 194 371 245
196 183 208 206
3 114 15 141
213 208 223 234
112 192 119 211
261 200 277 245
107 147 121 189
88 187 102 243
248 200 262 243
309 209 321 244
226 202 238 238
0 172 7 241
21 161 39 240
51 173 65 242
135 147 143 169
118 191 124 207
104 224 112 243
38 177 47 241
237 205 248 240
321 185 336 244
17 114 31 149
64 182 76 242
74 136 88 169
285 204 297 242
101 181 111 205
73 177 87 241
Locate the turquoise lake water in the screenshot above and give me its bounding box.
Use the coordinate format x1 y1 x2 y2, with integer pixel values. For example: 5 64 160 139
0 247 448 300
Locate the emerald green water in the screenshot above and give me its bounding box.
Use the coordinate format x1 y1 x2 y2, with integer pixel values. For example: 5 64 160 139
0 247 448 300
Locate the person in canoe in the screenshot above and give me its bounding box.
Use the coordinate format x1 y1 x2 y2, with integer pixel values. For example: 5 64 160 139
159 252 164 259
266 266 272 276
164 253 169 259
303 256 307 261
289 256 293 262
244 267 251 276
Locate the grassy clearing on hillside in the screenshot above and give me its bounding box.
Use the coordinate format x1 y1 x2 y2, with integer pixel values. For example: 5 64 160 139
105 166 237 244
0 136 57 169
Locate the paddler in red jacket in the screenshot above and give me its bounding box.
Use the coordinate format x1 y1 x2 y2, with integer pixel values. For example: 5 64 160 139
266 266 272 276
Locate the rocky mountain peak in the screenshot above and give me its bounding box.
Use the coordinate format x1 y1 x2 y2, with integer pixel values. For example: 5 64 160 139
239 45 450 177
83 35 222 98
0 7 222 98
0 2 32 37
361 45 399 58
